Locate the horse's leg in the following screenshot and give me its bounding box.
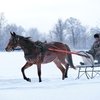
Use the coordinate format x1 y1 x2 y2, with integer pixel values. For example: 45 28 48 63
58 57 69 78
37 64 42 82
61 60 69 78
64 63 69 78
21 62 33 82
53 58 65 80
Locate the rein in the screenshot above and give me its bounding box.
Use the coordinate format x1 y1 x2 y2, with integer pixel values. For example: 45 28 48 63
48 48 90 58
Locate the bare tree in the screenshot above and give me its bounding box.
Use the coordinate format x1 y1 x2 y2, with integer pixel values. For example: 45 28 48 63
50 19 65 42
0 13 6 35
65 17 86 48
26 28 40 41
0 13 7 50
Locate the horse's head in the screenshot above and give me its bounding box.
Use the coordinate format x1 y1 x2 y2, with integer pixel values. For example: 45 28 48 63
5 32 19 51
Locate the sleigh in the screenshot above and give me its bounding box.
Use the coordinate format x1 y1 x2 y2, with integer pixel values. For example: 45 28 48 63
76 51 100 79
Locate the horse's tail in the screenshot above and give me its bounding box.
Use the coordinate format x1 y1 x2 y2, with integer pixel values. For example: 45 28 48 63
65 44 76 69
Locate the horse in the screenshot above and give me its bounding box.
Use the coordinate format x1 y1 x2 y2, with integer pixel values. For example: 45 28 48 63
5 32 75 82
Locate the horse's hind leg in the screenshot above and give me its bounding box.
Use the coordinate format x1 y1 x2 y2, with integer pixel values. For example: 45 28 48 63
53 58 65 80
59 59 69 78
21 62 33 82
37 64 42 82
64 63 69 78
63 62 69 78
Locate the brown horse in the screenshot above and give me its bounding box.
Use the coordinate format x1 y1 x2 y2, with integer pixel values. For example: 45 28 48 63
5 32 75 82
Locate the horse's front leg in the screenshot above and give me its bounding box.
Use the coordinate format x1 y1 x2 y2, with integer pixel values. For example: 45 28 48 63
21 62 33 82
37 64 42 82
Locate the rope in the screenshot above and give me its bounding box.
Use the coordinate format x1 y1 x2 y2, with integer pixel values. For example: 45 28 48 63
78 51 94 66
48 48 90 58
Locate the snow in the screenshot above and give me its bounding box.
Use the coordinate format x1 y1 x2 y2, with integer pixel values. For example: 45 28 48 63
0 51 100 100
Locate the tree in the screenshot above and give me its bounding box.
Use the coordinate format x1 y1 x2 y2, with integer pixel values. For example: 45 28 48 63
0 13 6 34
90 27 100 35
4 24 25 35
50 19 65 42
64 17 86 48
26 28 40 41
0 23 25 50
0 13 7 50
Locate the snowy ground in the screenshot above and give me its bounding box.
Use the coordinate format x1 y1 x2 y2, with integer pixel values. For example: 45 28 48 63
0 51 100 100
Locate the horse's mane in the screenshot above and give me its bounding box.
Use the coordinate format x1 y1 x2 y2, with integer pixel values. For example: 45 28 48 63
18 35 33 43
17 35 35 49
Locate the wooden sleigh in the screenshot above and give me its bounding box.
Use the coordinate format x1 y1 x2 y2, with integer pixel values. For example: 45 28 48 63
76 51 100 79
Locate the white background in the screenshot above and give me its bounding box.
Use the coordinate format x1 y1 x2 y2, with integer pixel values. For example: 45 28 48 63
0 0 100 33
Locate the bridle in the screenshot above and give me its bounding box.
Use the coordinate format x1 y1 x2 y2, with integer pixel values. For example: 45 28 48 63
11 36 20 51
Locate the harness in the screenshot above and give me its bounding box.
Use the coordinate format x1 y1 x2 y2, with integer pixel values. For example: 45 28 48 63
35 41 47 53
34 41 47 62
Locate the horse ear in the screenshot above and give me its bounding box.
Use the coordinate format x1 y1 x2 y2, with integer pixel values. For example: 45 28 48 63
10 32 16 37
13 32 16 36
10 32 13 36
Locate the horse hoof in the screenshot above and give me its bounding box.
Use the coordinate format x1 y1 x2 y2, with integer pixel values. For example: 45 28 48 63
39 80 42 82
62 77 65 80
26 78 31 82
65 76 68 78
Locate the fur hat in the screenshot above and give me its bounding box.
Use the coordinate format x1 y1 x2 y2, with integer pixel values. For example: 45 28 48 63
94 33 99 38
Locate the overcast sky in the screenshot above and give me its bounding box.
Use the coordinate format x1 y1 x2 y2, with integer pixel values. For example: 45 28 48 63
0 0 100 33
